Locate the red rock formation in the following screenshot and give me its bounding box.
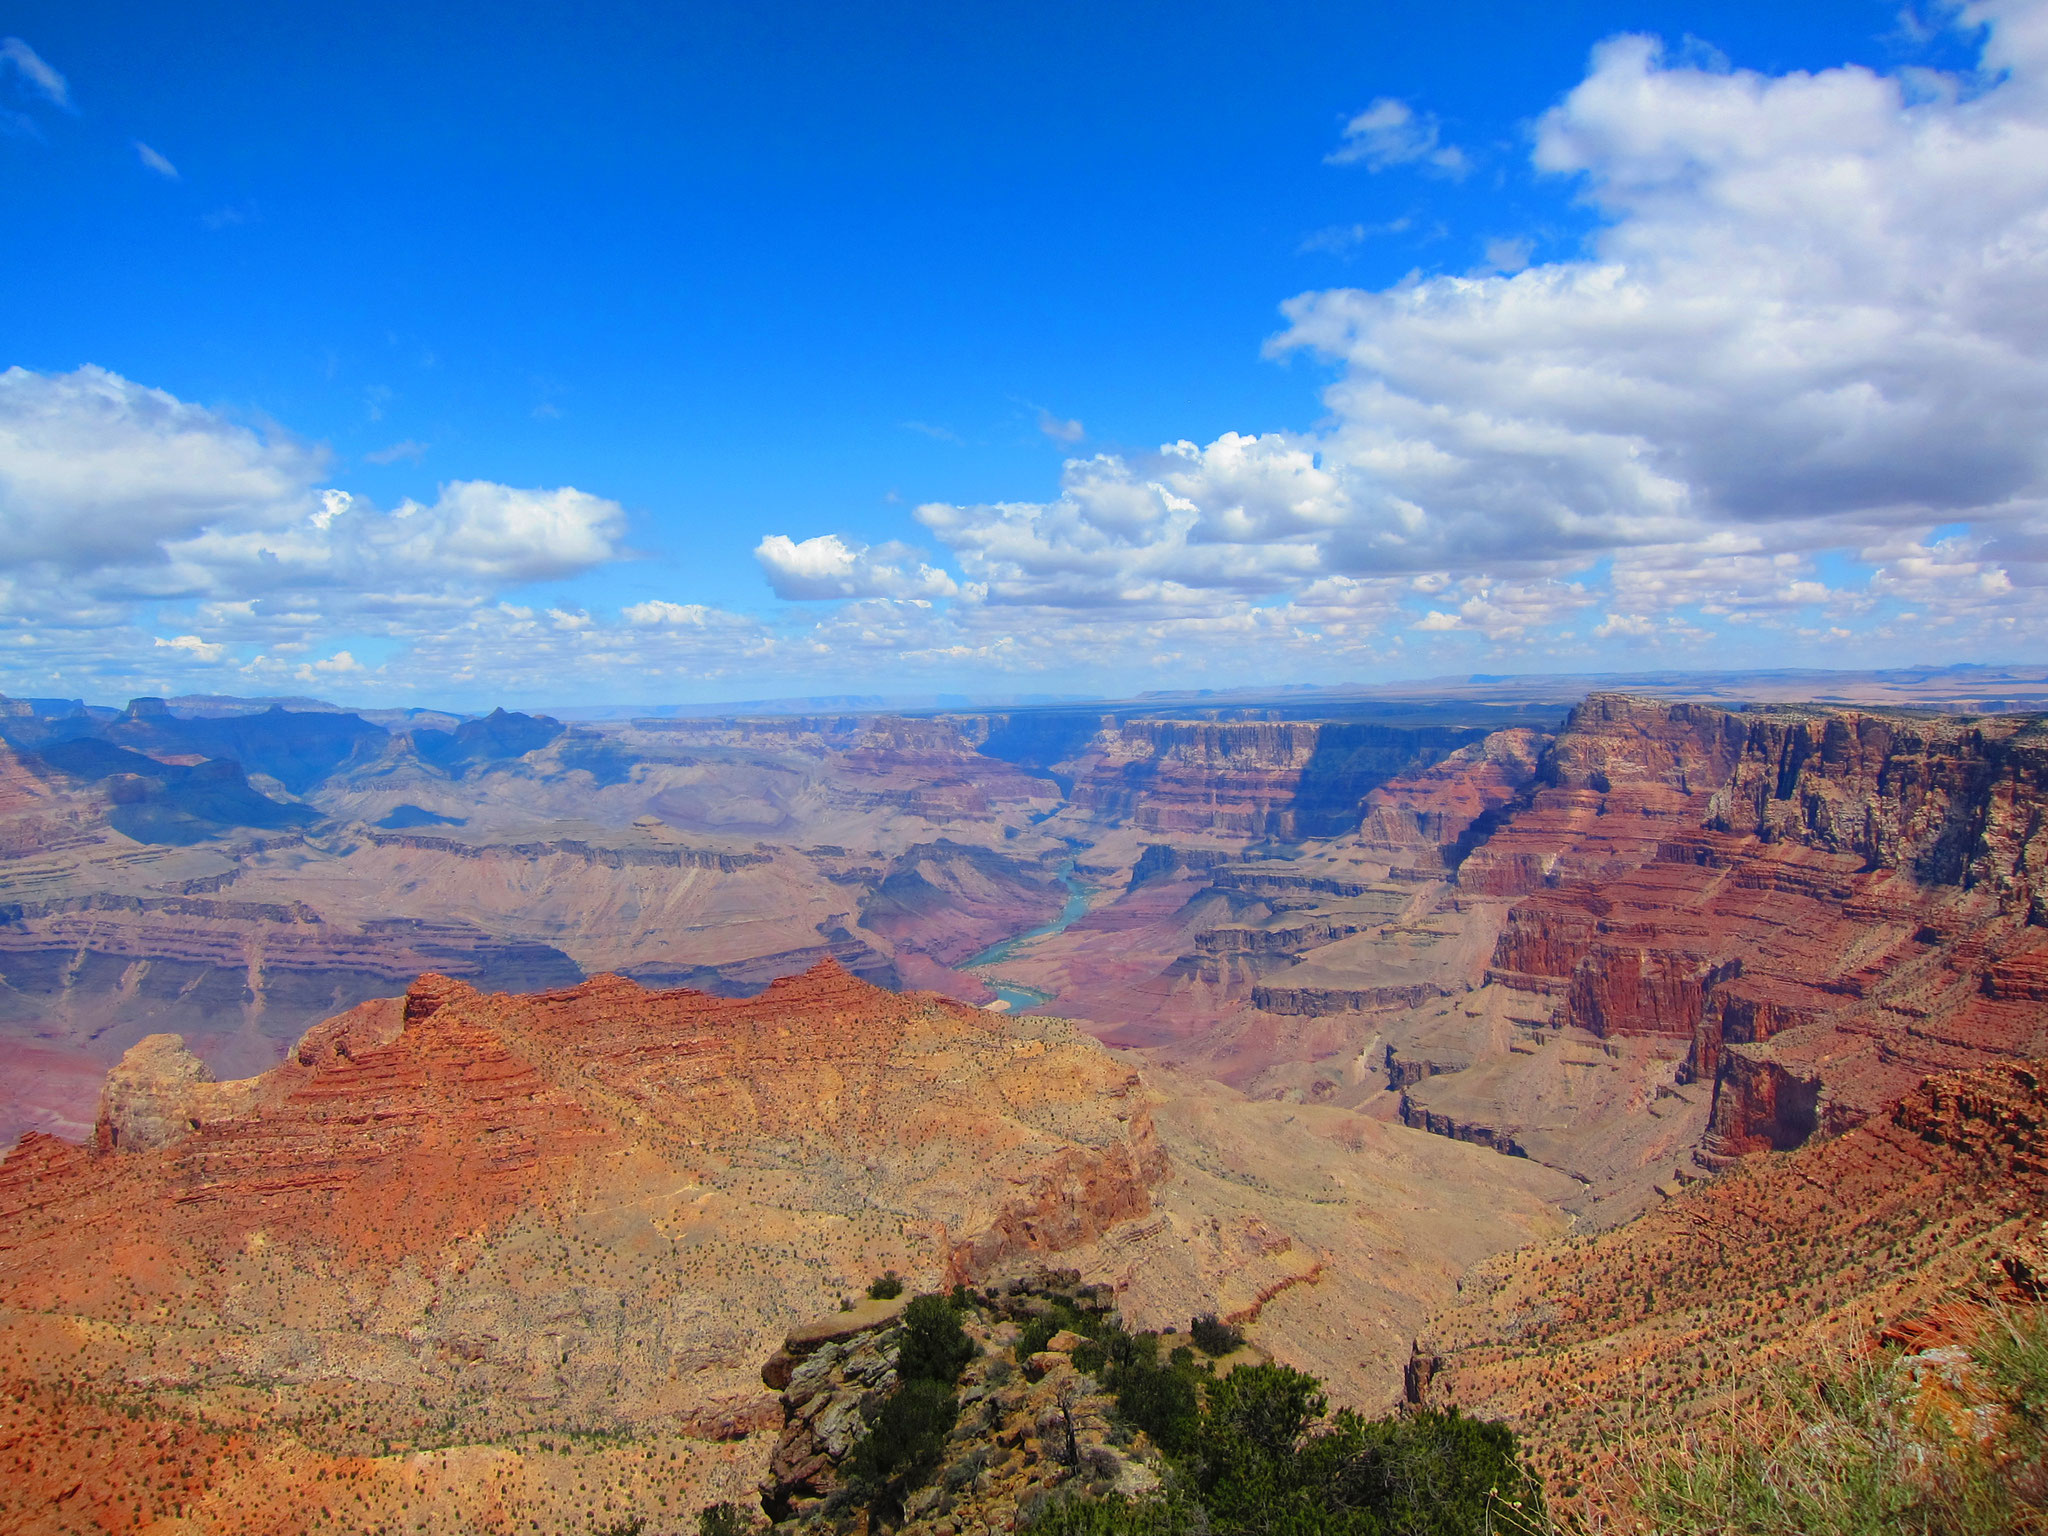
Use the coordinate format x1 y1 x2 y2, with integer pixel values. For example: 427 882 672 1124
0 963 1171 1534
1062 720 1487 840
0 962 1165 1293
1421 1056 2048 1516
1470 697 2048 1163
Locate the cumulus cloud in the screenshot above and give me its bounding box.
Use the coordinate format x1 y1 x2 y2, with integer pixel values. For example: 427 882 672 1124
154 634 227 662
754 533 960 600
0 365 652 698
905 0 2048 667
381 481 625 585
0 367 627 597
0 365 326 568
1326 97 1468 176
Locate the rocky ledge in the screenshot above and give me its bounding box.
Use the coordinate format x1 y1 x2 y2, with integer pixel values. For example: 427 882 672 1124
760 1267 1162 1533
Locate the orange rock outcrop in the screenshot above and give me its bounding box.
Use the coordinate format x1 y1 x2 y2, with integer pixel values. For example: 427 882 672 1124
0 962 1168 1535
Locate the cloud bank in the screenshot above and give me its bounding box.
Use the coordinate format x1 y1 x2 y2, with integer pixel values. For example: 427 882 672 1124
871 0 2048 664
9 2 2048 703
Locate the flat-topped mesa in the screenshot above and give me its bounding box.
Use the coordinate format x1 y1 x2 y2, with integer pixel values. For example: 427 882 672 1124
1062 719 1489 840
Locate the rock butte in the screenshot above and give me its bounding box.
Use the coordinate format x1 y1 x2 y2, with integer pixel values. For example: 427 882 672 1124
0 962 1569 1534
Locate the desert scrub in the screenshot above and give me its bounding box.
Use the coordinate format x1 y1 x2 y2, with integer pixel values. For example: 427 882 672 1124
1188 1313 1244 1357
1631 1305 2048 1535
897 1292 977 1385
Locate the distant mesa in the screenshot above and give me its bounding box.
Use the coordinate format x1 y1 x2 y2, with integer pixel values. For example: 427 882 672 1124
408 705 565 774
374 802 467 829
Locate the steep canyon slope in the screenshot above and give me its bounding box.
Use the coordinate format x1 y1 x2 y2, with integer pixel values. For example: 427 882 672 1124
0 964 1570 1535
0 698 1488 1144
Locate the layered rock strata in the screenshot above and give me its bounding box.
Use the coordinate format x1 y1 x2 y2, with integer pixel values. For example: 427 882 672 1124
0 965 1171 1535
1418 1057 2048 1516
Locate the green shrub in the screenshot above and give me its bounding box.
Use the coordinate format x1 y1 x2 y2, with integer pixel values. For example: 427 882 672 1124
898 1292 977 1385
1016 1315 1061 1363
867 1271 904 1300
1189 1313 1244 1357
1102 1333 1203 1457
1070 1351 1543 1536
844 1377 959 1515
1023 1490 1203 1534
695 1504 751 1536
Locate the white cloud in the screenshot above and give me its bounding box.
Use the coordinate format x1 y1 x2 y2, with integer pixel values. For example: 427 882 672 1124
1036 409 1085 444
364 438 427 465
0 367 637 695
134 141 178 179
381 481 626 585
623 599 713 626
0 37 68 109
154 634 227 662
294 650 363 682
904 0 2048 671
1326 97 1468 176
754 533 960 600
0 365 325 568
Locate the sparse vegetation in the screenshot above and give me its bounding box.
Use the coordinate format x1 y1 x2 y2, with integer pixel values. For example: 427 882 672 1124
1631 1306 2048 1535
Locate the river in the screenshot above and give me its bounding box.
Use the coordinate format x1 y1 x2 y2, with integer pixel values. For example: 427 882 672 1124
961 860 1090 1012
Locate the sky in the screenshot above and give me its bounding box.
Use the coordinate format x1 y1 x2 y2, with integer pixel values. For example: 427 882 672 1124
2 0 2045 710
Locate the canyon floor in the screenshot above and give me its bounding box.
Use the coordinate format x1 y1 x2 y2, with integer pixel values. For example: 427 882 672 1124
5 677 2048 1530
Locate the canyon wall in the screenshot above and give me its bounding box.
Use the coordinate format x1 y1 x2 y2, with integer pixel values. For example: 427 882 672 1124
1477 698 2048 1166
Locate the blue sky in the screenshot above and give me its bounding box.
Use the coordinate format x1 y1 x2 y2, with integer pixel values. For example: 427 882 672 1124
2 1 2044 708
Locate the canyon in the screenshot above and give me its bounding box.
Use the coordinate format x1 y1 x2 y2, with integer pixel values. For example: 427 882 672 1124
5 674 2048 1528
0 963 1566 1533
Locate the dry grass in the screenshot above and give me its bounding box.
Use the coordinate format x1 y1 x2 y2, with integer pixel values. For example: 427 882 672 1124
1618 1304 2048 1536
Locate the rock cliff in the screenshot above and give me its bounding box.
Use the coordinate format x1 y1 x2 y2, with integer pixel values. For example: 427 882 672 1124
1477 698 2048 1167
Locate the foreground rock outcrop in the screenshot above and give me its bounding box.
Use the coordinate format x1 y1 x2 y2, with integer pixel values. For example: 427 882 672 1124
758 1268 1163 1531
